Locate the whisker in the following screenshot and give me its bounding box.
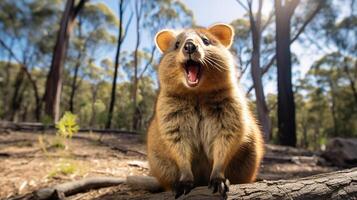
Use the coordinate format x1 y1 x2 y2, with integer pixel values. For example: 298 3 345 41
204 57 222 72
205 55 229 71
199 58 208 68
211 57 229 70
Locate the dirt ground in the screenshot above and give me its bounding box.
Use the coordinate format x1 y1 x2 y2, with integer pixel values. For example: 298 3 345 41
0 130 338 200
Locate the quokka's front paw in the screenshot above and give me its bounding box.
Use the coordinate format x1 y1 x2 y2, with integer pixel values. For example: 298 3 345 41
173 179 194 199
208 176 230 199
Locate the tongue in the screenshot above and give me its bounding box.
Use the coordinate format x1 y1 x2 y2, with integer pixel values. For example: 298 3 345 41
187 65 199 82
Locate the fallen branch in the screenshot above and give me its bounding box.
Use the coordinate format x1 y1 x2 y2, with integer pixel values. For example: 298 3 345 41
33 177 125 200
109 145 147 157
32 176 160 200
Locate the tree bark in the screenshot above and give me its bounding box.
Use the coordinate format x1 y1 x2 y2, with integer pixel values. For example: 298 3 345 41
43 0 87 122
131 168 357 200
275 0 299 147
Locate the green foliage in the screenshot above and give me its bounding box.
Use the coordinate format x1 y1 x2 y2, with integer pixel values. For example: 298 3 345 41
56 112 80 139
48 160 79 178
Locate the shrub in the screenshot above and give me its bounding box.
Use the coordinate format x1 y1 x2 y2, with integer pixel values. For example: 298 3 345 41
56 112 80 138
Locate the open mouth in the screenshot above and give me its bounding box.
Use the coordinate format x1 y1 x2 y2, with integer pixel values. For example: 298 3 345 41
184 60 202 87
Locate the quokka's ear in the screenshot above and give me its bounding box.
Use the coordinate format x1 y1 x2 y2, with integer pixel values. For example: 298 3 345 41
155 29 176 53
208 23 234 48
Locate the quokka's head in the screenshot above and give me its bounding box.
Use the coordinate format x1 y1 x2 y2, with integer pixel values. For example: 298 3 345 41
155 23 236 93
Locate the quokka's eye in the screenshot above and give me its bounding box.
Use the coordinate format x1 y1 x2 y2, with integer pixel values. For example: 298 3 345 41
202 37 210 46
175 41 180 49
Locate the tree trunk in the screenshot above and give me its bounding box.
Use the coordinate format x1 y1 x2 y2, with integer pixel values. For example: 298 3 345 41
90 85 99 128
106 0 125 129
43 0 87 122
131 168 357 200
312 121 322 151
275 0 298 147
69 59 80 113
2 39 14 116
343 60 357 107
131 0 143 131
68 17 84 114
249 0 271 141
30 77 41 122
8 69 25 121
328 79 338 137
21 104 29 121
302 123 308 148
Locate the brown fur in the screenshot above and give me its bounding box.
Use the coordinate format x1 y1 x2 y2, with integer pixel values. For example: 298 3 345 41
147 24 264 194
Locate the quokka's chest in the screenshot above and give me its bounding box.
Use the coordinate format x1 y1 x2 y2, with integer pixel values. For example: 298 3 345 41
159 97 242 137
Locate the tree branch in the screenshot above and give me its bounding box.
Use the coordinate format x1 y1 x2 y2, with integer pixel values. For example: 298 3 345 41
240 59 251 78
121 11 134 43
235 0 249 12
139 46 156 79
261 11 274 32
290 1 323 43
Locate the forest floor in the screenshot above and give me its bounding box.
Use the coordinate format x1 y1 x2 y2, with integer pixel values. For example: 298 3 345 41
0 130 340 200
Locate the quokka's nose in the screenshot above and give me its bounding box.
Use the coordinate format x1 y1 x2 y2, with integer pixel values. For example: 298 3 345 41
184 41 197 54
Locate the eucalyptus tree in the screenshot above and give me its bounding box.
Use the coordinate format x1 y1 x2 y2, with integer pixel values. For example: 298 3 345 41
43 0 88 122
274 0 325 146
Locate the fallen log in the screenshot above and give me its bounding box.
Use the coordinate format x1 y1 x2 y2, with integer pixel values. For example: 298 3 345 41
131 167 357 200
0 121 140 134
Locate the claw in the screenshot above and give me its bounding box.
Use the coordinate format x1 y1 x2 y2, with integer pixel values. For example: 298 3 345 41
208 178 230 199
173 180 194 199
